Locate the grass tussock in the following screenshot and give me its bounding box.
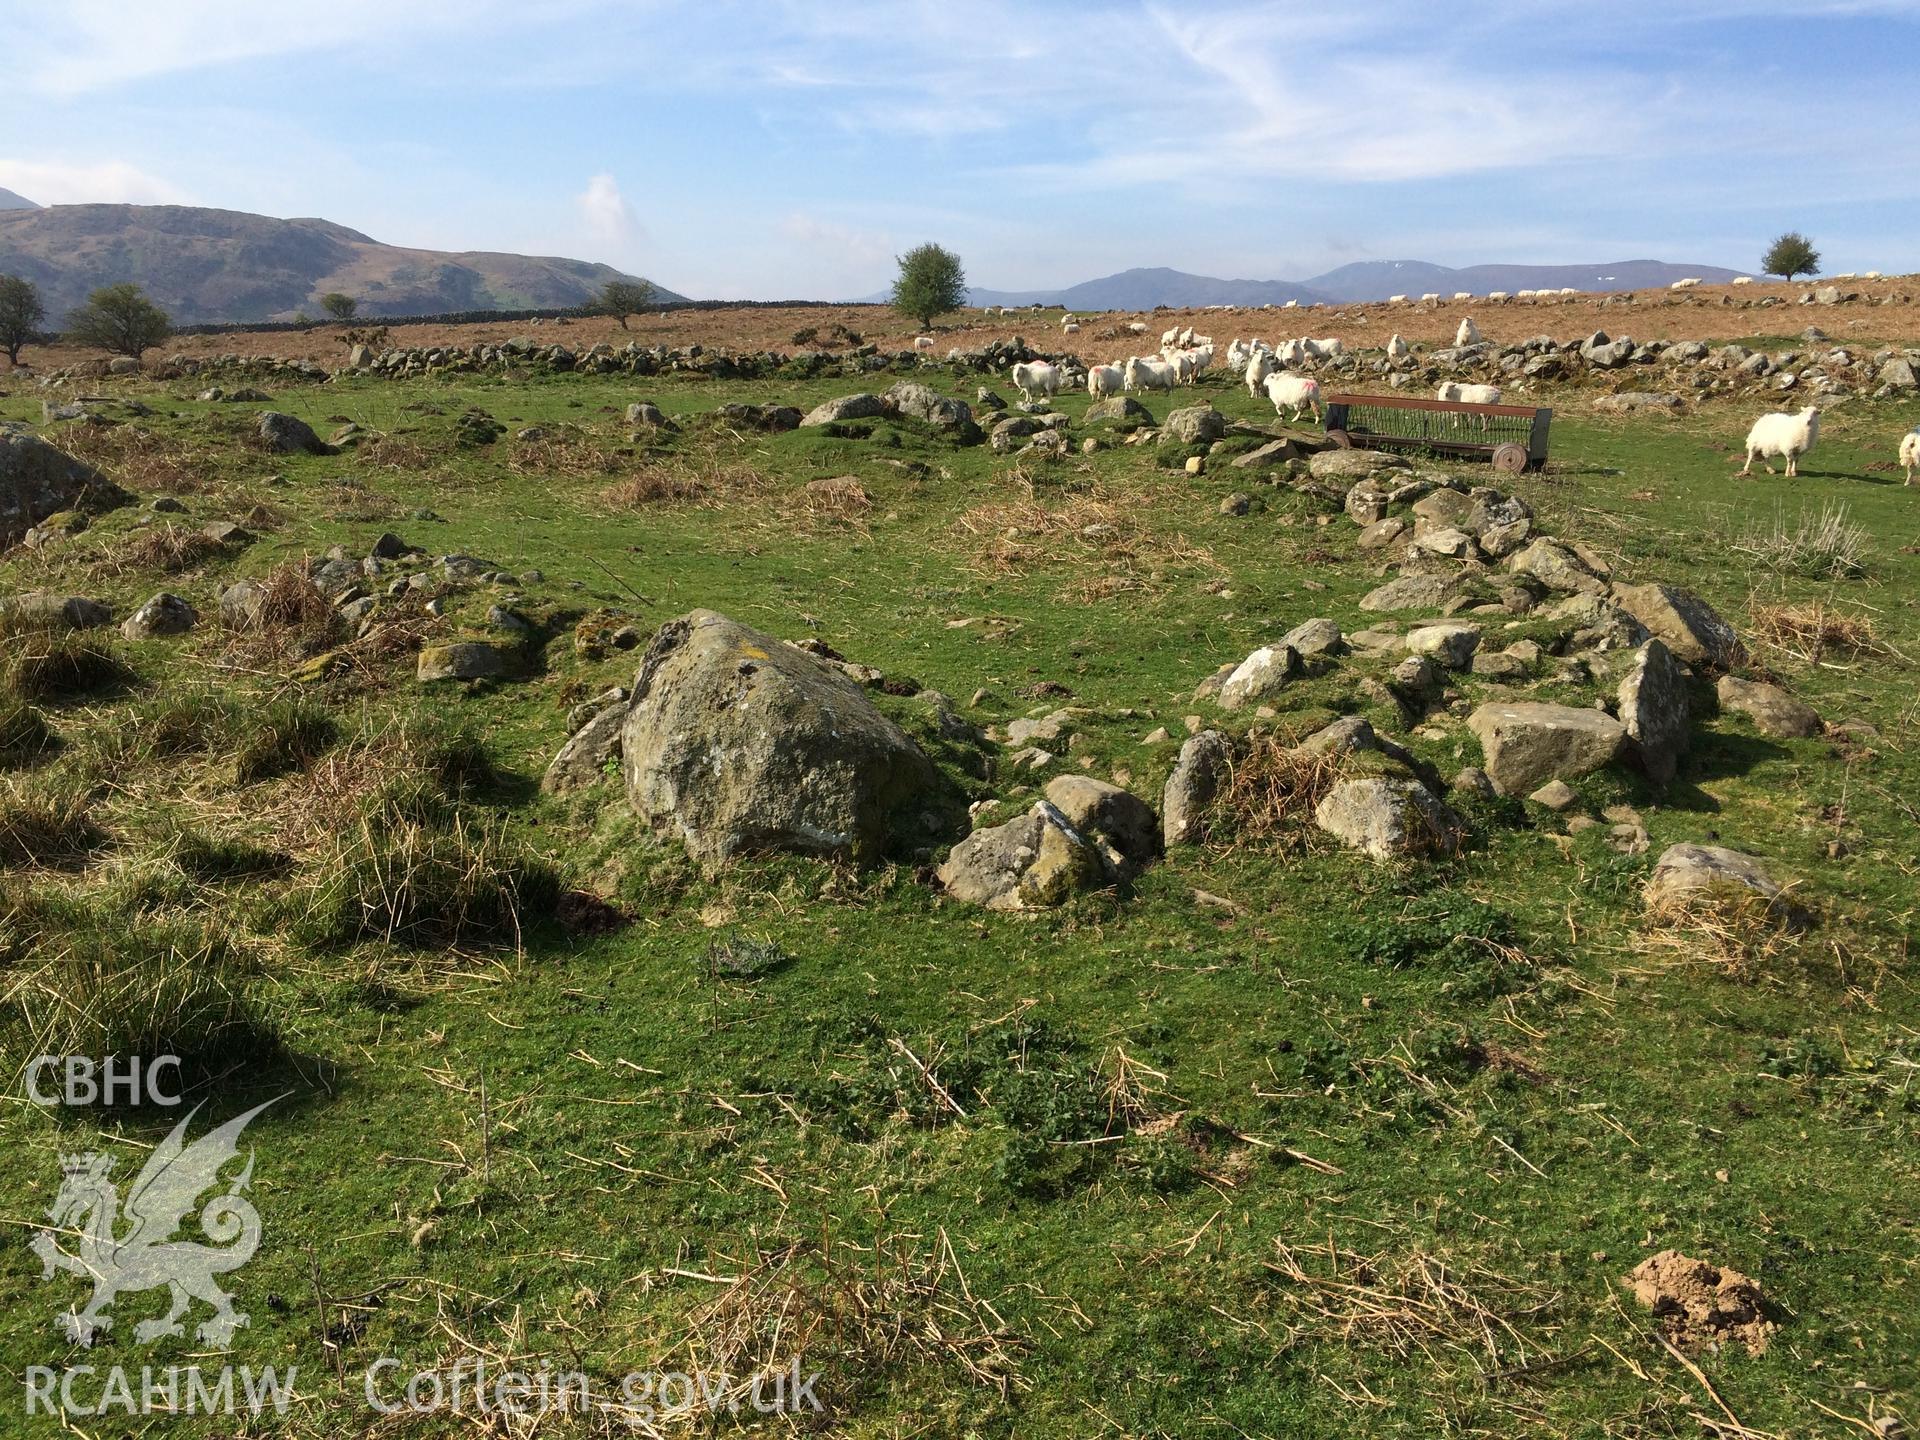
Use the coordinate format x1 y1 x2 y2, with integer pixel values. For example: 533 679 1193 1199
1734 500 1869 580
233 697 337 784
1210 735 1341 849
291 786 560 950
51 423 207 495
957 484 1219 591
110 523 227 575
790 474 873 529
0 889 272 1064
93 691 238 769
599 444 772 511
0 779 108 869
1747 598 1881 663
0 624 134 703
0 699 56 767
509 430 628 479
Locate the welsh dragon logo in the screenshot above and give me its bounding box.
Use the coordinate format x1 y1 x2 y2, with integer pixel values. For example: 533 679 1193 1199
30 1098 281 1347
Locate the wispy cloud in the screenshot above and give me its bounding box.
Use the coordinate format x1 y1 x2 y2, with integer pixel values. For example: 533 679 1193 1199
577 173 644 252
0 158 190 206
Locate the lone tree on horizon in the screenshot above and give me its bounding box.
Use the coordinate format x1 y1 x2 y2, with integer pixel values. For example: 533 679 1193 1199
598 278 656 329
0 273 45 366
892 243 966 330
1762 232 1821 283
66 283 172 361
320 291 358 321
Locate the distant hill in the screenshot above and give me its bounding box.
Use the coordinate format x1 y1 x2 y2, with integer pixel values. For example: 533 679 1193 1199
0 188 38 211
0 203 682 325
860 258 1741 311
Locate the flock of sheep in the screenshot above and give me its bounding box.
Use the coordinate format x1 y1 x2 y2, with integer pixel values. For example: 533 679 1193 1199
952 308 1920 484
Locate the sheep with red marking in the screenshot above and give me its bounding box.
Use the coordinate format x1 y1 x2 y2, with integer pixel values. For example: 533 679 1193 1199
1264 372 1322 424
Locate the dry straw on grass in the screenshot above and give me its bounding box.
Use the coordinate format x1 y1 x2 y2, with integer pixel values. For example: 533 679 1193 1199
1640 883 1807 979
1265 1239 1565 1381
659 1231 1027 1415
956 480 1220 595
1210 734 1341 850
1746 598 1882 664
52 423 208 495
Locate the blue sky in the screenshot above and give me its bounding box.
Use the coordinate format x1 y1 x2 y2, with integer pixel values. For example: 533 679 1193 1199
4 0 1917 299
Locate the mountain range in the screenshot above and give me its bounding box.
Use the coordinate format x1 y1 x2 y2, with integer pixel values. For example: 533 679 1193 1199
0 201 679 325
863 258 1744 310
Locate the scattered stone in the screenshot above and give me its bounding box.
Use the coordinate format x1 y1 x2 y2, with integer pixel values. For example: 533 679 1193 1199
1044 774 1161 878
202 520 252 546
256 411 330 455
0 423 131 547
1644 843 1795 917
1716 675 1822 739
1280 617 1346 657
1617 639 1691 783
1529 779 1579 811
417 640 515 682
936 801 1106 910
0 593 113 630
542 701 628 793
1507 538 1606 595
1163 729 1231 847
1219 644 1300 709
1314 777 1461 861
119 592 197 640
1084 396 1153 426
1467 702 1627 795
1611 582 1745 670
1006 708 1077 746
1310 448 1408 482
1355 516 1410 551
1360 574 1458 613
1404 621 1480 669
1162 405 1228 447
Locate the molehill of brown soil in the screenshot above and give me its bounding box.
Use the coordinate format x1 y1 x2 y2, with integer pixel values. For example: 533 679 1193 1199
9 275 1920 376
1624 1249 1777 1356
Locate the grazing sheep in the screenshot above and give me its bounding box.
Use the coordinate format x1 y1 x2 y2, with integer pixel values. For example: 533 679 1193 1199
1264 372 1322 424
1124 355 1177 394
912 335 936 351
1740 406 1821 477
1087 363 1124 400
1669 277 1701 290
1386 334 1410 361
1454 317 1481 347
1062 322 1080 334
1487 291 1510 302
1420 292 1440 303
1452 291 1473 302
1128 321 1149 335
1900 427 1919 485
1245 349 1279 397
1437 381 1502 406
1388 293 1409 305
1011 360 1062 402
1731 276 1754 286
1865 270 1884 280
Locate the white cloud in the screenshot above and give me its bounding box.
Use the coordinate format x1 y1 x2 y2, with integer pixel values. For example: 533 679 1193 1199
576 173 644 252
0 158 190 206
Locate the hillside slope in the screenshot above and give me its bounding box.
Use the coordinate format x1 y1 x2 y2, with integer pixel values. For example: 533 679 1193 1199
0 204 682 324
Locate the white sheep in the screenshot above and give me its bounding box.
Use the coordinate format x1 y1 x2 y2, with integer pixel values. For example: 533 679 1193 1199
1420 292 1440 303
1452 291 1473 302
1740 407 1821 477
1127 321 1149 335
912 335 936 351
1283 299 1300 309
1245 350 1279 397
1011 360 1061 402
1731 276 1754 286
1062 314 1078 327
1062 322 1080 334
1306 337 1344 360
1437 381 1502 406
1275 338 1307 366
1087 363 1124 400
1388 294 1409 305
1454 317 1481 347
1386 334 1410 360
1265 372 1322 423
1161 325 1181 348
1865 270 1884 280
1189 342 1215 374
1899 427 1919 485
1670 277 1701 290
1124 355 1176 394
1225 339 1251 371
1487 291 1510 302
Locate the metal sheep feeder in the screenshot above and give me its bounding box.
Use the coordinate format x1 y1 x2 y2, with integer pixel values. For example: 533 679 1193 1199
1321 393 1552 473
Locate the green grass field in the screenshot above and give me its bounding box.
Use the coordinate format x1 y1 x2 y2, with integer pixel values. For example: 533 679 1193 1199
0 358 1915 1437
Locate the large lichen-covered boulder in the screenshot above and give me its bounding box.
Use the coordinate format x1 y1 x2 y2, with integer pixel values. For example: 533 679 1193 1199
1467 701 1626 795
0 424 131 548
257 411 331 455
1715 675 1822 739
621 610 938 866
1043 774 1160 878
884 381 978 439
1161 404 1228 447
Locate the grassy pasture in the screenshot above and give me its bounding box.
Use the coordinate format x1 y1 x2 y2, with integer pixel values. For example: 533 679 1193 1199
0 355 1915 1437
